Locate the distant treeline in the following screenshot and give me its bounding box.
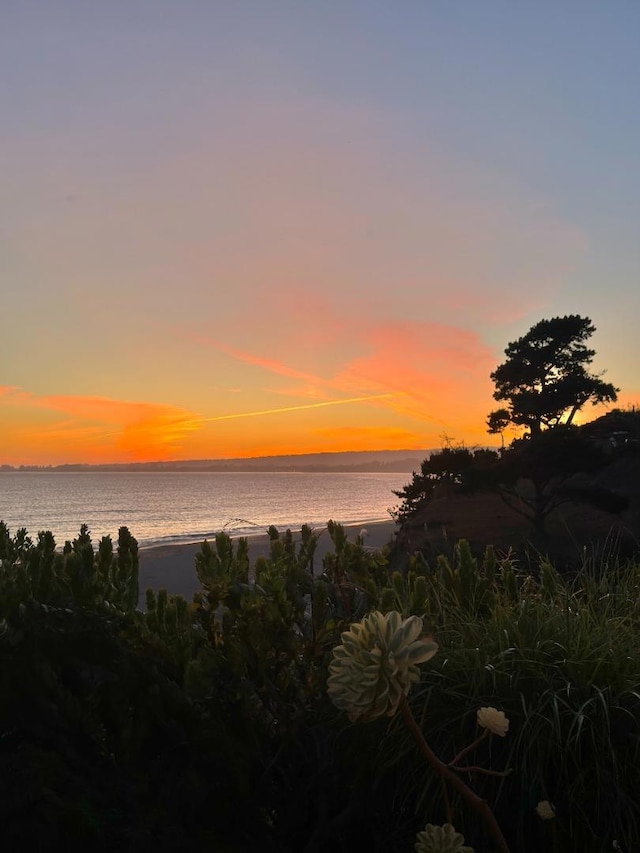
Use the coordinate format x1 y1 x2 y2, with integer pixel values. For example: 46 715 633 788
1 449 436 474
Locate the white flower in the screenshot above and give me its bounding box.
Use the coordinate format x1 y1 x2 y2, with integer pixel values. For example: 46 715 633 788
415 823 474 853
536 800 556 820
327 610 438 722
477 706 509 737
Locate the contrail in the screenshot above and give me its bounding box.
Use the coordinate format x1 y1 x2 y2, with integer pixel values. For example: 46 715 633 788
201 393 396 423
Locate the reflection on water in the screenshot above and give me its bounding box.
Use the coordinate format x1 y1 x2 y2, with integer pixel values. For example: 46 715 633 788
0 471 407 548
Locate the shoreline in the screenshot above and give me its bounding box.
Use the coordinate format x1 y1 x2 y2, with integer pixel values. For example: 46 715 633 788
138 519 398 604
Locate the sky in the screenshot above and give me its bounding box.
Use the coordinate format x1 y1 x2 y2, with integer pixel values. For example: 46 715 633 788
2 1 639 465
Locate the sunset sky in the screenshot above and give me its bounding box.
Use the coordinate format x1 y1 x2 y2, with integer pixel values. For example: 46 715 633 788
2 2 639 465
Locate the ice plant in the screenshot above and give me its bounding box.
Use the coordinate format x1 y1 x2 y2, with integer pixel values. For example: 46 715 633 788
415 823 474 852
327 610 438 721
477 706 510 737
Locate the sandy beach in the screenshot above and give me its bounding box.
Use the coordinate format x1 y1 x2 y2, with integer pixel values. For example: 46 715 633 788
138 519 398 603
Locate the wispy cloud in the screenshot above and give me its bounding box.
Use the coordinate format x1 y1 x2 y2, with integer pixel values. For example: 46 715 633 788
201 394 397 422
192 336 326 386
191 316 495 438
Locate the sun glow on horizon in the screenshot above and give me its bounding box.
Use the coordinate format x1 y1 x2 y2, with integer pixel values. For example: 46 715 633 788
1 387 434 466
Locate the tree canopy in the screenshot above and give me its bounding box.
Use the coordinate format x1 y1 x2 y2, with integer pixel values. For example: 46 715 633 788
488 315 618 436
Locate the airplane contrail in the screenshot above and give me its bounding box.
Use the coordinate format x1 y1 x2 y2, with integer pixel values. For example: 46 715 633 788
201 393 396 423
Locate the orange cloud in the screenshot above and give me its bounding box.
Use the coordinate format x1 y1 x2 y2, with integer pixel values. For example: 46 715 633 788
0 386 31 404
1 390 202 464
192 335 325 386
336 322 496 421
197 318 496 438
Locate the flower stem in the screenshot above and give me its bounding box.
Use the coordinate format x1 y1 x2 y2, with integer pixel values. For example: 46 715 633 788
451 765 513 777
448 729 489 766
399 695 511 853
442 777 453 824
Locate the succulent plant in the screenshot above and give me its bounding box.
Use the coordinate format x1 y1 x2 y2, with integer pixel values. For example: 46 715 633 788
327 610 437 722
415 823 474 853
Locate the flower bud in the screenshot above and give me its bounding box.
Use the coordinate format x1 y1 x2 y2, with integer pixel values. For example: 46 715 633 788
477 706 509 737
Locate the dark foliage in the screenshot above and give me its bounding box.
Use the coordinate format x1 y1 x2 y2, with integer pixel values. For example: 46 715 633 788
392 447 499 523
394 428 628 539
0 523 264 851
492 427 627 535
3 518 640 851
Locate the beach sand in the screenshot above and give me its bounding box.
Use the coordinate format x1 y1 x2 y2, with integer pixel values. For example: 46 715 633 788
138 519 398 604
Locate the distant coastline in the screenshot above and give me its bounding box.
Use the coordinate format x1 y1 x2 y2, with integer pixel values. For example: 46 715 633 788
0 448 435 474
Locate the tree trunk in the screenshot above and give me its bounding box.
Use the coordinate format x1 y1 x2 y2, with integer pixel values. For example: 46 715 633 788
565 402 584 426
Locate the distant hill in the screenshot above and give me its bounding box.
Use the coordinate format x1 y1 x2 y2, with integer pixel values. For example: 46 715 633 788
2 449 436 474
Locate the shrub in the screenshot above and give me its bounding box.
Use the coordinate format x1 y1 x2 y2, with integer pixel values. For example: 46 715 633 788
2 519 640 851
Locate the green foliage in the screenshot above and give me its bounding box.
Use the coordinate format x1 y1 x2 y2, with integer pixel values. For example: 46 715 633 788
0 521 139 613
189 526 318 725
145 587 195 675
420 541 497 621
0 523 267 851
489 314 619 436
3 518 640 851
378 544 640 852
160 521 411 850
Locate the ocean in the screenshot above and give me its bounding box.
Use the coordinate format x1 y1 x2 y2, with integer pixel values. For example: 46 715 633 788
0 471 409 549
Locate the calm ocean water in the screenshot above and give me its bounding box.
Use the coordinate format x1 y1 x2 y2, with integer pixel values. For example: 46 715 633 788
0 471 408 548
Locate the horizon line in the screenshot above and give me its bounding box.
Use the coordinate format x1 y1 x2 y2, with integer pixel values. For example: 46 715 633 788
2 446 454 469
